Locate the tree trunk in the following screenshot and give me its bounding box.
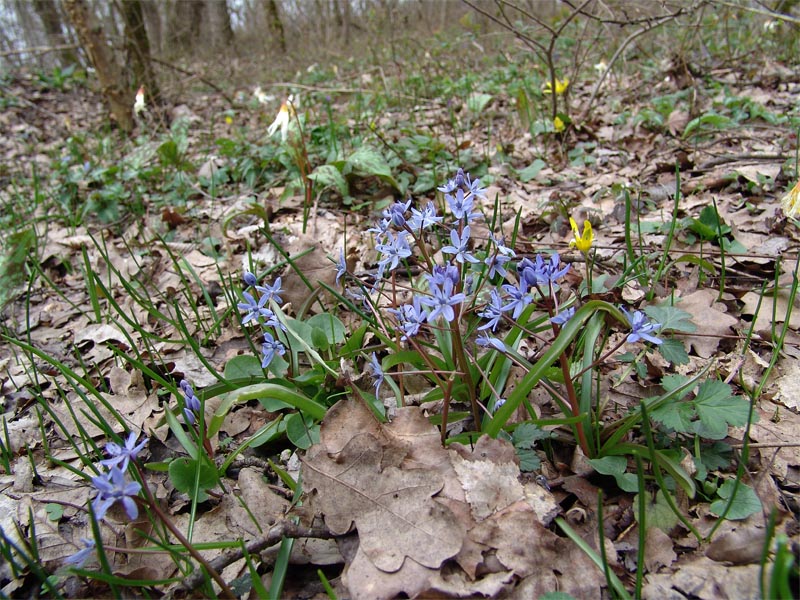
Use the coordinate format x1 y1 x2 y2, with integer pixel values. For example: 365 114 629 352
263 0 286 53
63 0 133 132
169 0 204 55
208 0 234 50
141 0 163 56
31 0 79 66
121 0 161 106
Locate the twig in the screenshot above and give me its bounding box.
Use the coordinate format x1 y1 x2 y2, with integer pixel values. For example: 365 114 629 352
0 43 79 58
148 56 235 106
579 1 707 124
165 521 335 598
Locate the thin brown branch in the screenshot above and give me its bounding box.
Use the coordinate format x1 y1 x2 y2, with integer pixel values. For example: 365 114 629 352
165 521 335 598
148 56 236 106
0 43 80 58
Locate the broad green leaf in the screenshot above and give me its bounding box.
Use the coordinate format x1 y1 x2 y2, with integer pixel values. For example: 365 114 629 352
223 354 263 380
411 170 436 194
644 305 697 333
710 480 761 520
512 422 551 448
657 338 690 365
466 92 493 113
346 147 399 190
650 400 695 433
518 159 546 182
517 448 541 472
589 456 638 492
168 456 219 502
285 412 320 450
45 503 64 521
306 314 346 345
308 164 348 198
683 113 734 138
694 380 752 435
634 490 680 531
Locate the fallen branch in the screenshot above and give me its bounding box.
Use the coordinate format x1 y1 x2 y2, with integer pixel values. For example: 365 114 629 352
164 520 335 598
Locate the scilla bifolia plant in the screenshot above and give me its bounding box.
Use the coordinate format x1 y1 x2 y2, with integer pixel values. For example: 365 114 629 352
337 168 678 458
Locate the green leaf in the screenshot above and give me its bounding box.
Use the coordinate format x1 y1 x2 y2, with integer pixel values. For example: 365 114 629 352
512 422 550 448
650 399 695 433
539 593 576 600
411 170 436 194
308 164 348 198
683 113 734 138
589 456 639 492
634 490 680 531
693 380 752 439
285 412 320 450
45 503 64 521
710 480 762 520
306 314 346 346
221 382 326 420
517 448 541 472
168 456 219 502
223 355 263 380
644 305 696 333
657 338 690 365
466 92 493 113
346 147 399 190
518 159 546 182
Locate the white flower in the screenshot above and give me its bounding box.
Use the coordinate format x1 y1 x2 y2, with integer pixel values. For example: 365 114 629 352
782 180 800 219
594 61 608 74
267 95 296 142
253 86 272 105
133 85 146 115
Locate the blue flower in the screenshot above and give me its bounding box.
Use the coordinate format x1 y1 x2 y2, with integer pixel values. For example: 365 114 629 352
445 189 481 223
367 218 391 243
384 199 412 228
243 271 258 287
420 278 466 323
65 538 96 568
407 201 442 231
256 277 283 305
492 398 507 413
237 291 272 326
485 253 511 279
501 281 532 319
180 379 201 426
335 248 347 287
387 296 428 341
476 335 507 353
427 264 460 288
367 353 384 395
91 466 141 521
376 231 412 275
100 432 148 471
261 331 287 368
477 288 505 331
442 226 480 264
519 253 570 289
621 308 663 345
489 233 516 257
550 306 576 326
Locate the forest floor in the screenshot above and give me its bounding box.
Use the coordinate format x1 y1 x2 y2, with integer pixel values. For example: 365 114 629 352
0 29 799 599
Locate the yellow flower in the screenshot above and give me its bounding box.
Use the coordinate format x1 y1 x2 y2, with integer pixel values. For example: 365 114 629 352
543 78 569 95
569 217 593 254
554 116 565 133
267 94 296 142
782 180 800 219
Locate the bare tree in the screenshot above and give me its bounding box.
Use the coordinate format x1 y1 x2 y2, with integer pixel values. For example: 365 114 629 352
263 0 286 53
168 0 204 55
208 0 235 50
31 0 78 66
141 0 163 56
63 0 133 132
120 0 160 105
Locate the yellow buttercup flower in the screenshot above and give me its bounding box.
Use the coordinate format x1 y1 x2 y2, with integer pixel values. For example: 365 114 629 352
543 78 569 95
782 180 800 219
554 116 565 133
569 217 593 254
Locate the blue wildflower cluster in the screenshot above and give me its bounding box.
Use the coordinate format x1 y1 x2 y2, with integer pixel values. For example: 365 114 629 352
337 168 664 398
238 272 287 369
91 431 147 520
